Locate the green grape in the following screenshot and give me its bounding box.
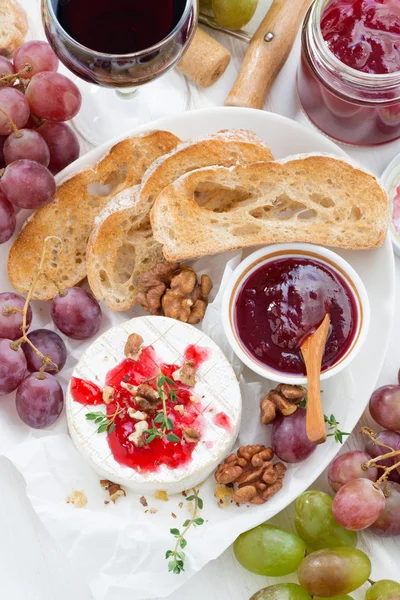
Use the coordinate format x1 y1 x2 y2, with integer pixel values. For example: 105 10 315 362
315 596 354 600
250 583 312 600
297 548 371 597
212 0 258 30
234 524 306 576
365 580 400 600
295 491 358 550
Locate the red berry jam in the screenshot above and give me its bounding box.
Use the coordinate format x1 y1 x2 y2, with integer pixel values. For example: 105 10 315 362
321 0 400 74
297 0 400 145
234 257 358 376
70 344 210 473
70 378 103 405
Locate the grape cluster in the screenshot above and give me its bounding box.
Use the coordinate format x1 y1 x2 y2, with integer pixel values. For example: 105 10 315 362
325 380 400 535
0 40 81 244
0 255 102 429
234 492 400 599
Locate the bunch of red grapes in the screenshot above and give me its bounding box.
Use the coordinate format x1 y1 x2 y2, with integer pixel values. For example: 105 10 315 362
328 382 400 537
0 287 102 429
0 40 81 244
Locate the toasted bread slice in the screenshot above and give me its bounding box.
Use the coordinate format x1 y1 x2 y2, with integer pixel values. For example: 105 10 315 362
0 0 28 57
86 129 274 311
151 154 389 260
8 131 180 300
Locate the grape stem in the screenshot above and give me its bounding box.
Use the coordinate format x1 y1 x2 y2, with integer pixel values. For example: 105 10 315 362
0 63 32 85
0 106 22 138
361 426 400 495
10 236 63 379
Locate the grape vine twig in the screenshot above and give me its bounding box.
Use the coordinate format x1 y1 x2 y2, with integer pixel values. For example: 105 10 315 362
8 236 63 377
361 427 400 495
166 488 204 574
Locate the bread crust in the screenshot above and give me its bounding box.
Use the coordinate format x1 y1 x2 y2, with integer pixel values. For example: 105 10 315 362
8 131 180 300
151 155 389 260
86 129 274 311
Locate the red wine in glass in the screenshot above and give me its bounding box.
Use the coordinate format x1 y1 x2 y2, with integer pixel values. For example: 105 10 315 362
43 0 196 87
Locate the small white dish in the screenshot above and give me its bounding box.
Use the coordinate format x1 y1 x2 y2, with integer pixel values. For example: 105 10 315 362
222 243 370 385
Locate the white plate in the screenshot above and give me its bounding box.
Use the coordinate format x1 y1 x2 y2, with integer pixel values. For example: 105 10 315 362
1 107 395 600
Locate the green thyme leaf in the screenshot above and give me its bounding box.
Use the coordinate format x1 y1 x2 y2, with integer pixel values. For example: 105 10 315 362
86 413 98 421
197 497 204 510
166 417 174 431
170 528 180 536
180 538 187 549
164 376 177 387
167 433 180 443
194 518 204 526
108 423 116 434
97 422 109 434
183 519 191 527
154 413 165 424
165 550 173 559
185 495 195 502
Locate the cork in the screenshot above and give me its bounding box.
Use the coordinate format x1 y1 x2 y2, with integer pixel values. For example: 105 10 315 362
178 28 231 88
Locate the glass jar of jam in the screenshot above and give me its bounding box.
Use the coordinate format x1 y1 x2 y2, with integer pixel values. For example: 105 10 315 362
297 0 400 146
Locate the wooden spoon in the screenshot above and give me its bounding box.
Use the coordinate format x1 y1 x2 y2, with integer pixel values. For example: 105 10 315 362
300 314 331 445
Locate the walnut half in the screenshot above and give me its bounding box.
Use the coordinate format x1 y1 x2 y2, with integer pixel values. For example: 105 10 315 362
137 262 213 325
260 384 306 425
215 445 286 505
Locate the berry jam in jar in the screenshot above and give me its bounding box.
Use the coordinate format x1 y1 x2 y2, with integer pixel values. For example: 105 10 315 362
297 0 400 145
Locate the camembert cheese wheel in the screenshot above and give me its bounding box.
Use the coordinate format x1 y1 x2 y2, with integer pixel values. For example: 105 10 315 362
66 316 242 494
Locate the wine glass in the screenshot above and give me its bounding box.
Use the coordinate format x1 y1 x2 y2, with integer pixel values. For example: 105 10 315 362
41 0 198 145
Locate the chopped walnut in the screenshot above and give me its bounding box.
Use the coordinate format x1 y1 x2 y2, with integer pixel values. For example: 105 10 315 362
128 420 148 447
137 262 213 324
100 480 126 503
124 333 143 360
66 490 87 508
215 445 286 505
182 427 200 443
121 381 138 394
102 386 114 405
154 490 169 502
173 404 185 414
135 384 161 413
261 384 306 425
128 408 147 421
173 360 196 387
140 496 148 507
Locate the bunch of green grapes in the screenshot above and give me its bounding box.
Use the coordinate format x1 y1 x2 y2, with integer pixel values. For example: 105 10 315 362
233 490 400 600
200 0 258 31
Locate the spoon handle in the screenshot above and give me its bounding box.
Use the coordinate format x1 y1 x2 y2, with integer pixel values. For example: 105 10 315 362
301 314 331 445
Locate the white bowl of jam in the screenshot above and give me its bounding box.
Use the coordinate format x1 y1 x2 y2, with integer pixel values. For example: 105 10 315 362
222 244 370 384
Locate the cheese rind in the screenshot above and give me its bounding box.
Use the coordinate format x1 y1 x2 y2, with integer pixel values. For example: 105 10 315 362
66 316 242 494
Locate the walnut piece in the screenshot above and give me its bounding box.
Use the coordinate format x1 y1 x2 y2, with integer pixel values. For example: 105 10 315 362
137 262 213 325
182 427 200 443
100 480 127 503
173 360 197 387
128 408 147 421
124 333 143 360
215 445 286 505
135 383 161 413
66 490 87 508
102 386 114 405
128 420 148 447
261 384 306 425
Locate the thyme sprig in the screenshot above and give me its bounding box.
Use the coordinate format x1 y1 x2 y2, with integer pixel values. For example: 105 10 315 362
324 413 350 444
145 373 180 445
86 404 124 434
166 488 204 574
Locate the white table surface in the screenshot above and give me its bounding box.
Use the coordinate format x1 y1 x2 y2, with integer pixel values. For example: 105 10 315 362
1 1 400 599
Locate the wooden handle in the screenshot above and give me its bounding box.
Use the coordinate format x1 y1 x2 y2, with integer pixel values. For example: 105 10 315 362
178 28 231 88
225 0 311 108
301 314 331 445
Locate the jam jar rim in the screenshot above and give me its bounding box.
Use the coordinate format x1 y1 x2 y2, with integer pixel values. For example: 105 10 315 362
303 0 400 105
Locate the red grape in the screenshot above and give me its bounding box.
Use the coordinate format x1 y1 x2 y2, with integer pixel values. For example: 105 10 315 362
369 386 400 432
36 121 79 174
0 57 15 77
25 72 82 122
13 41 59 78
272 408 317 463
16 372 63 428
332 478 385 530
4 129 50 167
328 451 378 492
51 288 102 340
369 481 400 536
23 329 67 374
0 88 29 135
0 292 32 340
1 159 56 209
0 338 27 395
0 191 16 243
365 430 400 484
0 135 6 167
